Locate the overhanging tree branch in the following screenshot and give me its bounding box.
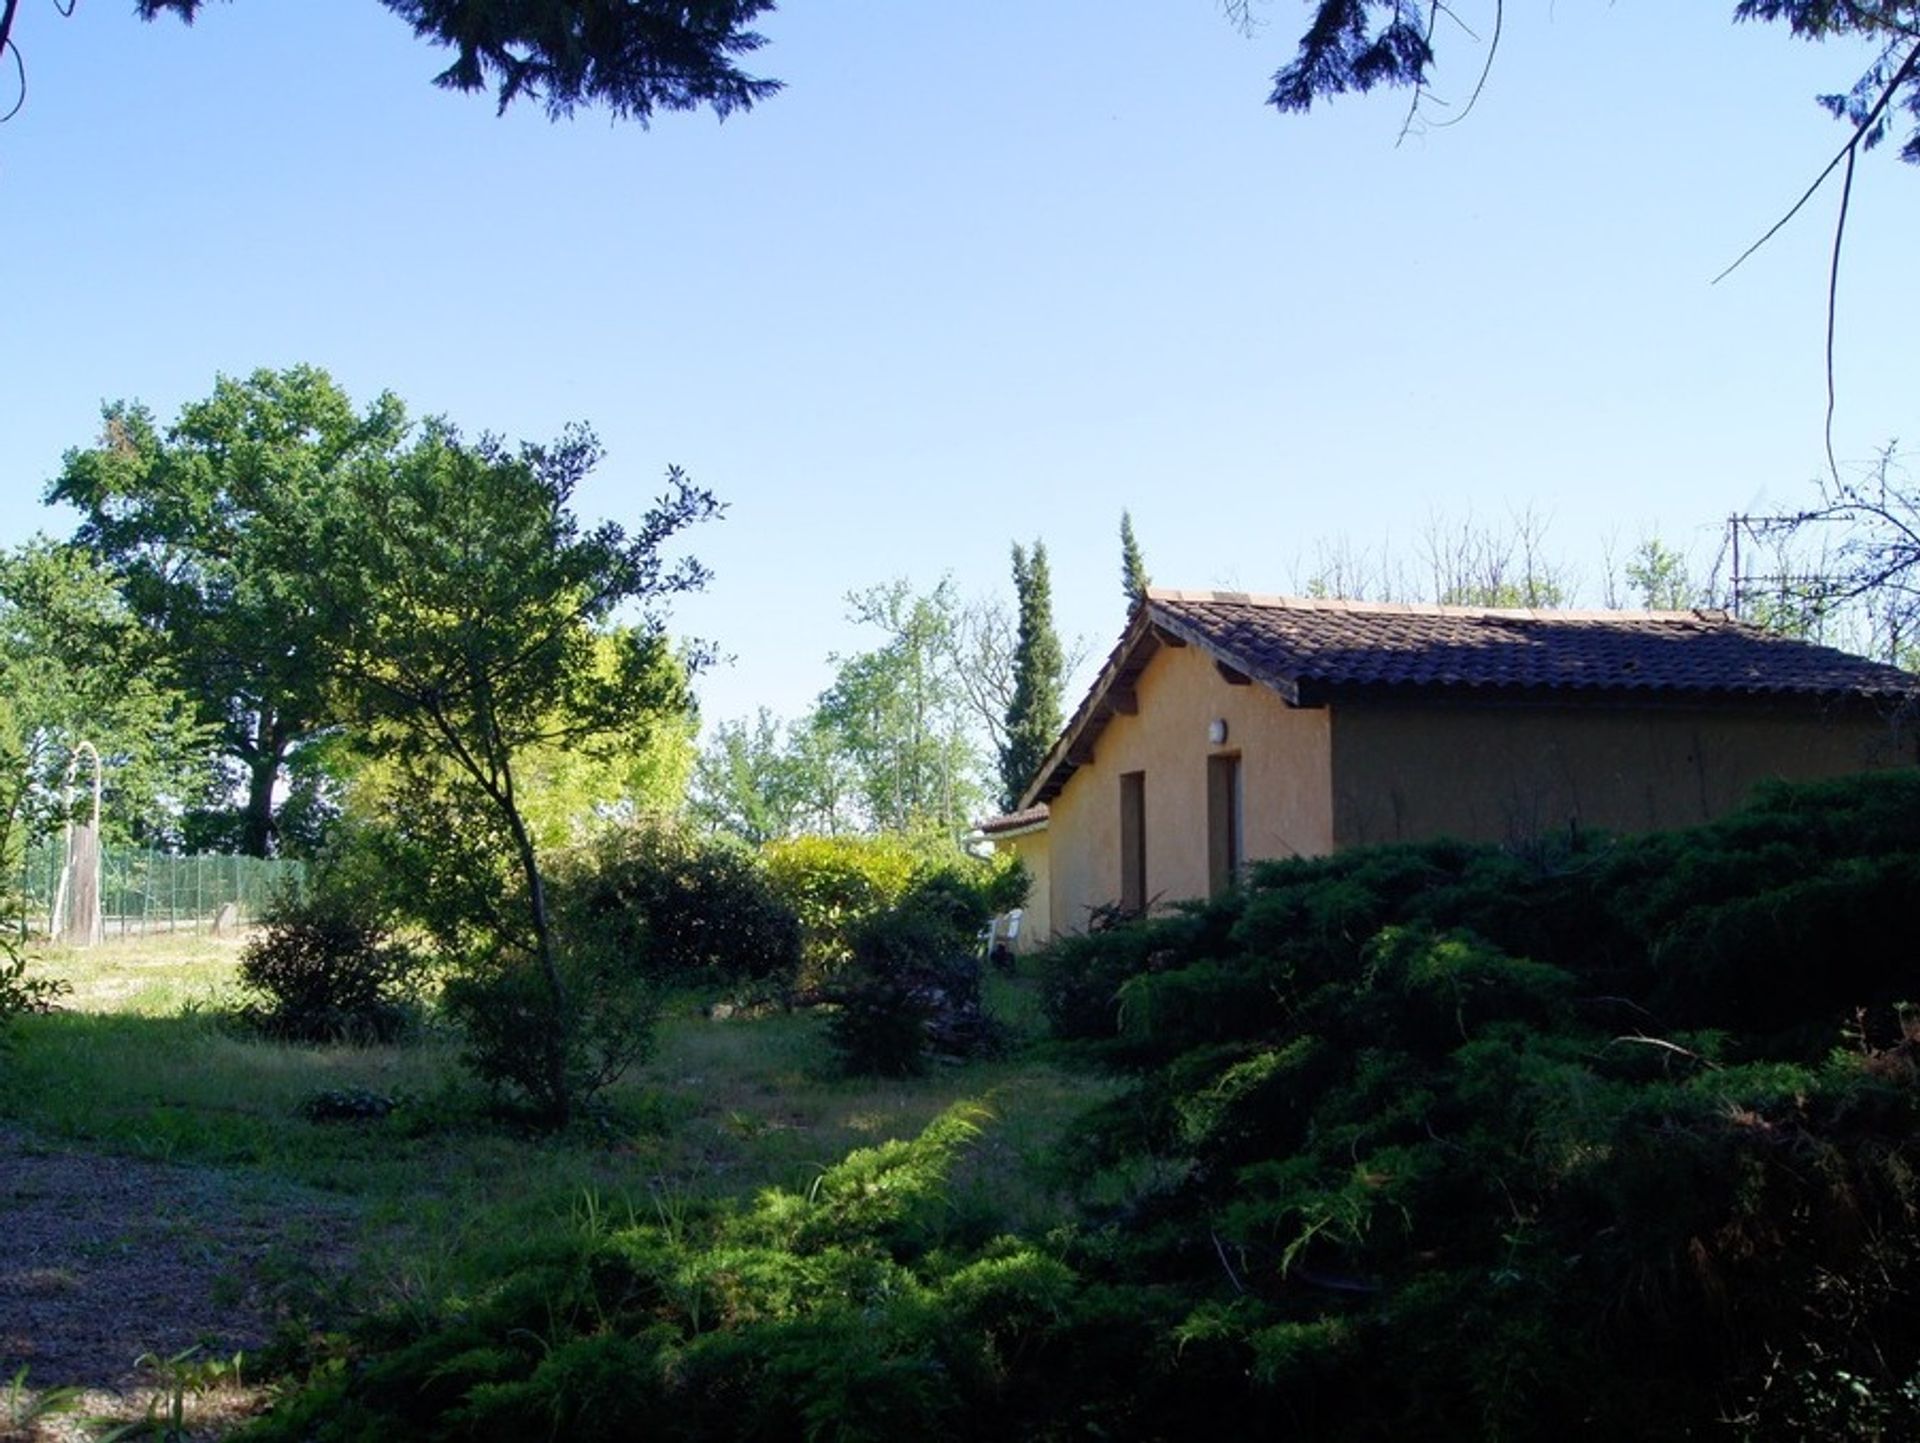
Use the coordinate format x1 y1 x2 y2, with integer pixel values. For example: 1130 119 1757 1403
1711 39 1920 286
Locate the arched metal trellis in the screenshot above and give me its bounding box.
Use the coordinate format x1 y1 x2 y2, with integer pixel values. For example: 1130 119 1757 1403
49 739 103 947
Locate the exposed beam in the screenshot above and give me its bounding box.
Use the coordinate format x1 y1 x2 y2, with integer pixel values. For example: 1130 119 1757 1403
1215 661 1252 686
1109 688 1138 715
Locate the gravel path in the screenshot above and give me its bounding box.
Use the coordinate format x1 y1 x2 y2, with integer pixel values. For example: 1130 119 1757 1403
1 1126 359 1433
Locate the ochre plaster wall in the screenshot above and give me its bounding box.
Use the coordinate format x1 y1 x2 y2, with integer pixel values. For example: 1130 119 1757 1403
1001 828 1051 950
1046 644 1334 933
1329 701 1915 848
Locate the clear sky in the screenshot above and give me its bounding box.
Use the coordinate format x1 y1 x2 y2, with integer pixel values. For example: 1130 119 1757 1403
4 2 1917 731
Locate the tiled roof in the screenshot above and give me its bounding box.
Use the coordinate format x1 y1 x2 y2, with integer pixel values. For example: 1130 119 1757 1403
1017 590 1920 808
1149 591 1920 704
976 805 1050 836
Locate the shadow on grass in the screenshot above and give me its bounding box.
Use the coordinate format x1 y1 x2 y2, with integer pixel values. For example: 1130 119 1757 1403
2 992 1115 1294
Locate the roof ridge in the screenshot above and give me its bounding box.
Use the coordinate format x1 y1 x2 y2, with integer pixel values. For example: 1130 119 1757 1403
1143 587 1724 626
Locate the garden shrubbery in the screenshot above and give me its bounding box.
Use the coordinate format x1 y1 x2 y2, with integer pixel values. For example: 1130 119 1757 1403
759 834 1026 992
818 852 1026 1075
1027 770 1920 1437
237 884 422 1043
243 773 1920 1441
825 877 1002 1076
439 942 660 1122
0 939 67 1048
553 821 802 992
761 833 922 989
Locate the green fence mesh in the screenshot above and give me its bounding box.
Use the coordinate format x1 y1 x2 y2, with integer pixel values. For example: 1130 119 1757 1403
15 841 305 940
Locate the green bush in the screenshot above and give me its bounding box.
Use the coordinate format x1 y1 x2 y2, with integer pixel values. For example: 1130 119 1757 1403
239 774 1920 1443
1023 770 1920 1438
439 944 658 1123
823 909 948 1078
824 871 1007 1076
237 1103 1086 1443
761 834 921 988
0 939 68 1047
553 821 801 991
237 886 421 1043
763 833 1025 991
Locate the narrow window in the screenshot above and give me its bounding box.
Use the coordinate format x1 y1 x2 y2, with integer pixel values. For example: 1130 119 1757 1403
1120 770 1146 913
1208 753 1242 898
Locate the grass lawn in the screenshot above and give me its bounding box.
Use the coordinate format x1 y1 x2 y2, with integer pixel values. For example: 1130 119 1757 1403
2 934 1110 1335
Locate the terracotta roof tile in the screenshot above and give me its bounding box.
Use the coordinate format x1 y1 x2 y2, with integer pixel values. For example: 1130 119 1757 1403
976 805 1050 835
1148 591 1920 703
1017 590 1920 809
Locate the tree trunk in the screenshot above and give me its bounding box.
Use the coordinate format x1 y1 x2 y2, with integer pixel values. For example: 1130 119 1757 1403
501 792 570 1128
237 710 291 858
239 748 280 858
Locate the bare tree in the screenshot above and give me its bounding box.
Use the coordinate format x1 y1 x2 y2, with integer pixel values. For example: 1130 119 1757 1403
1292 534 1412 603
1419 505 1569 608
1741 444 1920 666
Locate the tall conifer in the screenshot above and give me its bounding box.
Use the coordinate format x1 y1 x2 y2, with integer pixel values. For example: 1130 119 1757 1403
1120 510 1151 608
999 541 1065 812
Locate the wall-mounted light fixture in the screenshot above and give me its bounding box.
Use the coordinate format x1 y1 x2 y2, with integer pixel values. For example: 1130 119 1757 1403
1208 718 1229 746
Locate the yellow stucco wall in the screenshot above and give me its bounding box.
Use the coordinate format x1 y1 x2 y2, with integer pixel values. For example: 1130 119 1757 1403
1041 641 1917 928
1329 700 1915 848
1044 643 1334 936
1000 827 1051 951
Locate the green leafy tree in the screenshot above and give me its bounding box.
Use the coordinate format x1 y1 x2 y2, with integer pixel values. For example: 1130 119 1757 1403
49 366 410 856
998 540 1064 812
316 419 719 1125
508 636 697 848
2 2 777 125
814 578 982 836
0 540 210 877
1624 538 1702 611
1120 509 1151 609
691 707 855 843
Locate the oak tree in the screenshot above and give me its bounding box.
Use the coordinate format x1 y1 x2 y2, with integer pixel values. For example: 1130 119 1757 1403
50 366 409 856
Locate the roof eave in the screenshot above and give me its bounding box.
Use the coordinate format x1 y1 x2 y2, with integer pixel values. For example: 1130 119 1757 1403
1017 599 1310 809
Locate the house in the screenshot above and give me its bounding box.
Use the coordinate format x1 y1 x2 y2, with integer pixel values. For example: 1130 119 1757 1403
974 805 1051 950
992 589 1919 942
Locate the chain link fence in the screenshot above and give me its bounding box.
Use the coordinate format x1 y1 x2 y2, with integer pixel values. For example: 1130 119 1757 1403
15 841 305 941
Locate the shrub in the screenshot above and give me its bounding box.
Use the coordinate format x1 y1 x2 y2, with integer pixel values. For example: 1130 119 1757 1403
552 821 801 992
1037 901 1213 1042
825 875 1004 1076
825 965 936 1079
762 834 921 988
763 834 1026 991
238 886 421 1043
243 777 1920 1443
0 940 68 1047
440 944 660 1122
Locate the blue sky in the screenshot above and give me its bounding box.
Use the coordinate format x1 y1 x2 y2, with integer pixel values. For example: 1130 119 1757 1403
4 2 1917 730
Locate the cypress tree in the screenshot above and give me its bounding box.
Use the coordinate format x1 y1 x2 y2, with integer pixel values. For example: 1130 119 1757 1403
1120 510 1151 608
999 541 1065 812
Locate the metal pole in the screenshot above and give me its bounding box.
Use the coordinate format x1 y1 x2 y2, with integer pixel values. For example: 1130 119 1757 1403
1729 514 1742 618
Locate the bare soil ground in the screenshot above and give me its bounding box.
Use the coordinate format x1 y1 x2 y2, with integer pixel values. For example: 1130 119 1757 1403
1 1126 358 1440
